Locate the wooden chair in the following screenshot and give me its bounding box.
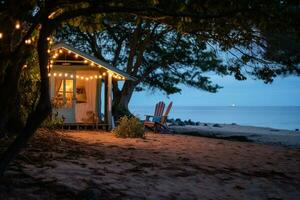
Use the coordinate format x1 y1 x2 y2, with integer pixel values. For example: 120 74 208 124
144 101 173 133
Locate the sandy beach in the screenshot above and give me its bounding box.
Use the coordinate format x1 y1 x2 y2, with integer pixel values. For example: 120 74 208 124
1 129 299 199
170 123 300 148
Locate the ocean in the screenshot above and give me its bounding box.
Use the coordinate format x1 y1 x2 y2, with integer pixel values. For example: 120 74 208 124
129 106 300 131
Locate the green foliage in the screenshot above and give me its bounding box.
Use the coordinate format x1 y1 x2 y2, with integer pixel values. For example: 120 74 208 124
113 116 145 138
41 112 64 129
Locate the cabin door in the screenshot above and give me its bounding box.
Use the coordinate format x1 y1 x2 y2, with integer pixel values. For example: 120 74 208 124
75 72 97 123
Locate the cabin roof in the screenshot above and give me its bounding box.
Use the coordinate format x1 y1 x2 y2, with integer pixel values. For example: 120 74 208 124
51 42 136 81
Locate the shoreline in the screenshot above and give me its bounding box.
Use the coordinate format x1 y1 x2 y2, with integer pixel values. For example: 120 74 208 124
169 123 300 148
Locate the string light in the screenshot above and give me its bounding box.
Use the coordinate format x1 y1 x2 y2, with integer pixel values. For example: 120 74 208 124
0 32 3 39
84 60 88 64
46 73 123 80
15 21 20 29
25 39 32 44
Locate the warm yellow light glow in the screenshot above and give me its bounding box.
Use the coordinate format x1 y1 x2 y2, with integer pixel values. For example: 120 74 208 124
64 73 68 77
68 50 71 54
47 49 51 53
85 77 89 81
84 60 88 63
58 73 62 77
94 75 98 78
48 73 51 77
70 74 74 78
76 75 79 79
90 62 94 66
75 54 79 58
25 39 32 44
81 76 84 80
47 37 51 41
0 33 3 39
99 75 102 78
59 49 63 53
50 60 54 64
15 22 20 29
53 73 57 77
103 72 106 76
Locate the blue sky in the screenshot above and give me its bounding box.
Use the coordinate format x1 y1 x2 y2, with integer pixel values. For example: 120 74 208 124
130 75 300 106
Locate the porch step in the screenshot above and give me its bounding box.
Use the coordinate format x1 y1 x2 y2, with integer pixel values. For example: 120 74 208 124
61 123 110 131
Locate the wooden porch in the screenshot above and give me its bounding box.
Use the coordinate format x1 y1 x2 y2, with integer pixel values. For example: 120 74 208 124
61 123 110 131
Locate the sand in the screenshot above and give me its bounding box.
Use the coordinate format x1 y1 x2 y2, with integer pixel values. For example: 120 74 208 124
170 123 300 147
1 129 299 199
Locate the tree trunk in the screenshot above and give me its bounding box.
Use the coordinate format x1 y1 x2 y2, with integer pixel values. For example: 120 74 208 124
0 24 51 176
112 81 136 120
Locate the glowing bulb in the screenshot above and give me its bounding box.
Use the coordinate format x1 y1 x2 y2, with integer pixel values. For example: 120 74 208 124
59 49 63 53
64 73 68 77
47 37 51 41
75 54 79 58
68 50 71 54
47 49 51 53
0 32 3 39
84 60 88 64
102 72 106 76
25 39 32 44
53 73 57 77
58 73 62 77
50 60 54 64
76 75 79 79
81 76 84 80
85 77 89 81
70 74 74 78
98 75 102 79
15 22 20 29
48 73 51 77
90 62 94 66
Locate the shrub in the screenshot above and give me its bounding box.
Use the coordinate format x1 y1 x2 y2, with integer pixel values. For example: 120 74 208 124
42 112 64 129
113 116 145 138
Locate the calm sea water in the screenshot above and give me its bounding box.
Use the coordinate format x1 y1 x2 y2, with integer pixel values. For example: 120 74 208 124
129 106 300 130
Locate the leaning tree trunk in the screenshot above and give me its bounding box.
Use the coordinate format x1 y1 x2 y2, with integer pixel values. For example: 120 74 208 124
0 23 51 176
0 49 31 136
112 81 136 120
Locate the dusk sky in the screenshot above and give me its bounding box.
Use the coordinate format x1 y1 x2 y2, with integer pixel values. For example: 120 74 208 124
130 75 300 107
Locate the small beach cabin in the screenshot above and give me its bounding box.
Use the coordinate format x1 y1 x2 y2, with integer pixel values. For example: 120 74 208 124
48 42 135 129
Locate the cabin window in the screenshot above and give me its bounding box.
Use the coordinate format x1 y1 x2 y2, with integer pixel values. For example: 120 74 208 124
53 78 73 108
